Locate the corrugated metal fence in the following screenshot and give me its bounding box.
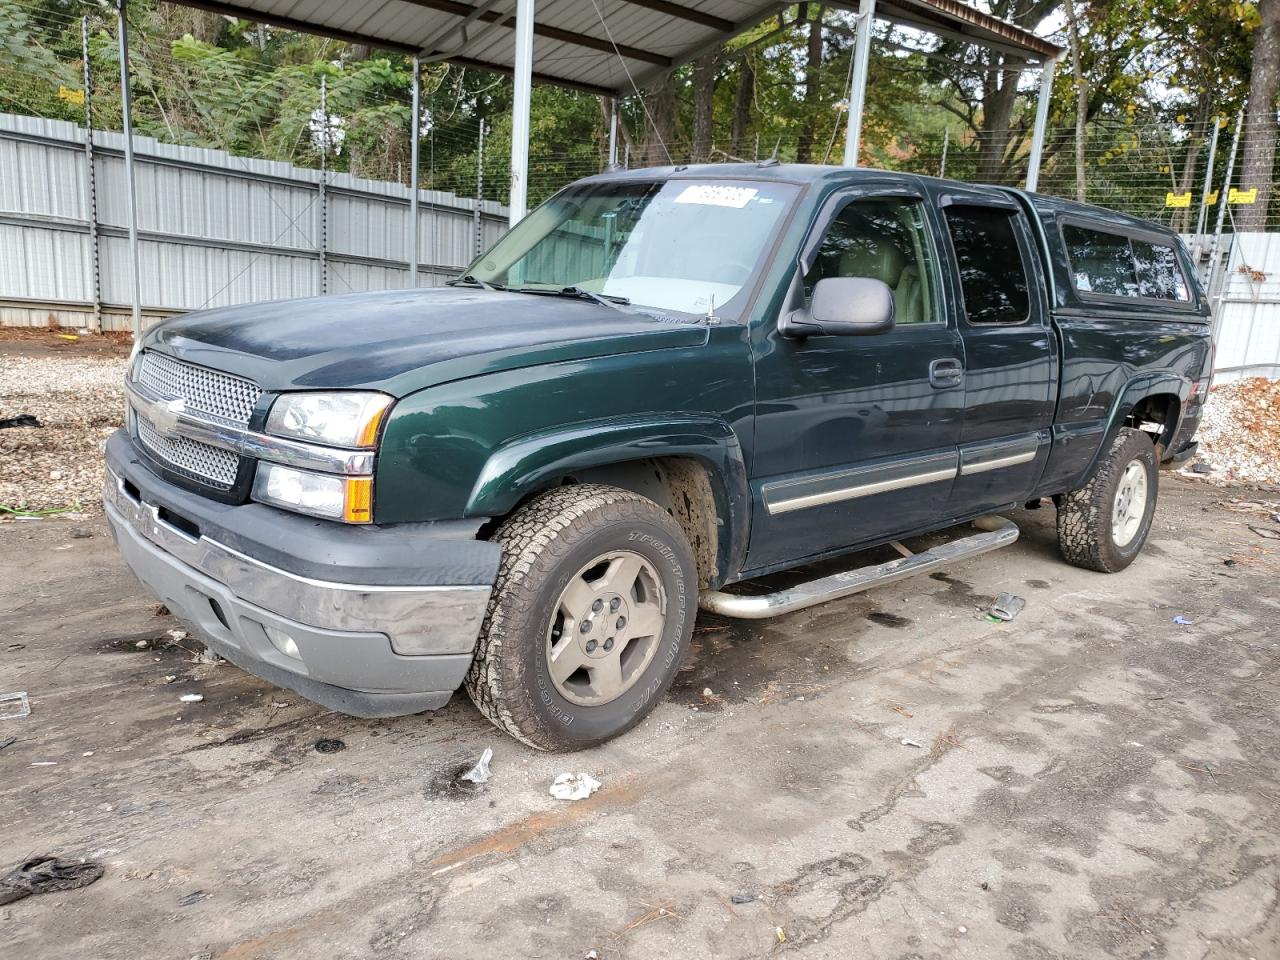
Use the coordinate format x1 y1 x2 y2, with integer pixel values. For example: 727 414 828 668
1209 233 1280 383
0 113 508 332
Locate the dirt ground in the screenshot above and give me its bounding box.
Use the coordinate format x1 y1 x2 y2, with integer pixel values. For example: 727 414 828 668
2 477 1279 960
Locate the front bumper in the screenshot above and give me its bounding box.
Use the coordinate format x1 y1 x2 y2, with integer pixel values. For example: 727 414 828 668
103 431 499 717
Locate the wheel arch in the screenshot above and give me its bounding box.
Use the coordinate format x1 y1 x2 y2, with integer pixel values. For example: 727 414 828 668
466 415 750 588
1092 374 1188 473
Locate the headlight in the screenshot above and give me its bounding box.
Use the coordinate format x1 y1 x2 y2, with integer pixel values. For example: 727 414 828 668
252 462 373 523
266 392 392 448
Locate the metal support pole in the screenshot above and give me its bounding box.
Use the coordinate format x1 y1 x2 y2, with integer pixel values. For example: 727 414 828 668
1192 116 1222 261
318 75 328 295
408 55 421 287
474 120 486 257
1206 107 1245 333
1025 55 1058 193
842 0 876 167
81 17 102 333
116 0 141 338
509 0 534 224
607 97 619 169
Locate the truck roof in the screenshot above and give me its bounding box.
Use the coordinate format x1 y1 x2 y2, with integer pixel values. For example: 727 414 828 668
583 163 1181 242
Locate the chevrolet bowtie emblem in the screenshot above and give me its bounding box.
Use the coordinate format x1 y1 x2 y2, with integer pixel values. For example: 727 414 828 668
151 397 186 434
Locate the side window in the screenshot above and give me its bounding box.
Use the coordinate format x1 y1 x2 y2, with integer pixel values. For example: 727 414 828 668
804 198 937 324
1132 240 1190 301
1062 224 1138 296
944 204 1031 325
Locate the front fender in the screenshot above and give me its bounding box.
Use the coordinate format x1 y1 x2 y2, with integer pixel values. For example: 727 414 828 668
468 415 751 584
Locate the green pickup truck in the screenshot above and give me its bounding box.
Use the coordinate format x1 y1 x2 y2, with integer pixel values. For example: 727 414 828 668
105 163 1212 750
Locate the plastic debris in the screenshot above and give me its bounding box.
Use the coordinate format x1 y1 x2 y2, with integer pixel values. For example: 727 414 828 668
1 691 31 720
459 747 494 785
900 738 923 748
179 693 204 703
584 951 599 960
730 893 756 905
314 738 346 754
776 926 786 944
0 414 41 429
0 856 104 906
178 890 209 907
0 737 15 751
550 772 601 801
988 593 1026 622
1172 615 1194 626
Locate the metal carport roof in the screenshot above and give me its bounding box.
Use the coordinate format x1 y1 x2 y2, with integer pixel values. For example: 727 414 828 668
165 0 1061 96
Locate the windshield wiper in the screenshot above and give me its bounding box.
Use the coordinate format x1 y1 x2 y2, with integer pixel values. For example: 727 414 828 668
509 285 634 313
448 274 503 291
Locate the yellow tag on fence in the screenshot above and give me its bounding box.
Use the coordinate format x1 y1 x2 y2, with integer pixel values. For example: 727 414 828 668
1164 191 1192 208
57 86 85 105
1228 187 1258 204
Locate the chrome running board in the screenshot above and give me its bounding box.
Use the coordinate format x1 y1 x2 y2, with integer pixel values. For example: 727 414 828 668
698 516 1019 620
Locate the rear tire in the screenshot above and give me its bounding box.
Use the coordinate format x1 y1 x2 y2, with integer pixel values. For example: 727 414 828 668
465 484 697 751
1055 427 1158 573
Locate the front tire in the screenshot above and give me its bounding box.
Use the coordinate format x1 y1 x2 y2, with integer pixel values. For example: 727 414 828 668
1055 427 1158 573
465 484 697 751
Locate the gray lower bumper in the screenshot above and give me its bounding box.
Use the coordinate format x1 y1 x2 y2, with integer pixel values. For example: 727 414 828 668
103 453 495 718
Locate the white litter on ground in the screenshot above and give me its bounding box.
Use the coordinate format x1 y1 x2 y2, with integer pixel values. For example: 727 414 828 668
550 772 601 801
460 747 493 784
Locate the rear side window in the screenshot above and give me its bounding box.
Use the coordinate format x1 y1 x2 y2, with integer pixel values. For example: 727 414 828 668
1063 224 1191 302
1063 225 1137 295
944 205 1031 325
1132 240 1190 301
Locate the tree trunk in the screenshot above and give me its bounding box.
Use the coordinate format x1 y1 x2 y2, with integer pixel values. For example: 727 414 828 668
692 53 716 162
795 5 824 163
730 60 754 156
975 59 1023 184
1063 0 1087 202
1173 97 1211 233
1238 0 1280 230
641 77 676 167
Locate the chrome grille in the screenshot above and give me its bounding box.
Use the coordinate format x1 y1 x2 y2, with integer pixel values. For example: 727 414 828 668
137 351 261 426
136 416 239 490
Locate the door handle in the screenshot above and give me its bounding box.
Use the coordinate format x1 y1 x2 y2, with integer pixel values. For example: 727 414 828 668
929 358 963 389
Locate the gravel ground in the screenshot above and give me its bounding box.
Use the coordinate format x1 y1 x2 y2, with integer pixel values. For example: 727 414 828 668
1193 377 1280 487
0 354 127 513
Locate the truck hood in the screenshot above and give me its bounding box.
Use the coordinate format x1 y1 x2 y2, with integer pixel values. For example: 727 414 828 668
144 288 707 396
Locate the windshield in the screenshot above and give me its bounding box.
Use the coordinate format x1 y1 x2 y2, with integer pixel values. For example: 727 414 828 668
466 178 798 318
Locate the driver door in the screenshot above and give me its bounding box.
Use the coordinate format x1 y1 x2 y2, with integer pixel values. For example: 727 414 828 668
745 182 965 573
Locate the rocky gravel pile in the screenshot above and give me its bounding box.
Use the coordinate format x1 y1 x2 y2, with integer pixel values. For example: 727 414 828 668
0 354 127 513
1192 376 1280 488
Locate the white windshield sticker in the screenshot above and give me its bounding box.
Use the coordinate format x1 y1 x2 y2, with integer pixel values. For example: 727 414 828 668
674 184 759 208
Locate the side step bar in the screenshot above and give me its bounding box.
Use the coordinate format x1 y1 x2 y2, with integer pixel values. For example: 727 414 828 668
698 516 1019 620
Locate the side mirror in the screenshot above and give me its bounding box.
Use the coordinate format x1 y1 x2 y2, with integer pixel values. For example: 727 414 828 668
781 276 896 338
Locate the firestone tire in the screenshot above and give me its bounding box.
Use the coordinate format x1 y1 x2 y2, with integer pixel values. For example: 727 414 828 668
1055 427 1158 573
464 484 697 751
